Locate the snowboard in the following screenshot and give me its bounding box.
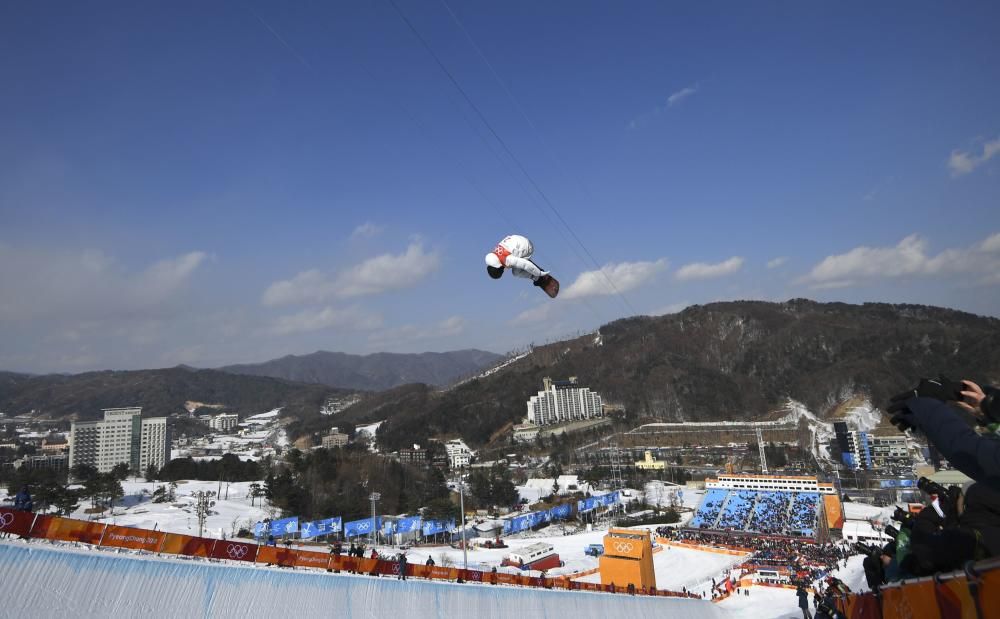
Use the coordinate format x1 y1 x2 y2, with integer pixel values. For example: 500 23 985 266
536 274 559 299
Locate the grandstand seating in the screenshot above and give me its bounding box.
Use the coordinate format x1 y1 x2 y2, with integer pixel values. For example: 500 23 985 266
690 489 728 528
748 492 791 535
716 491 756 530
787 493 819 536
690 489 819 537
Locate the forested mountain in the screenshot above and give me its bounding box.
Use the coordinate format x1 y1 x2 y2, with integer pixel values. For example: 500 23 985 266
219 349 503 391
0 366 347 421
4 300 998 451
335 300 1000 451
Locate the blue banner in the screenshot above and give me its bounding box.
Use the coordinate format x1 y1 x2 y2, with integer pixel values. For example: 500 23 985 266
270 517 299 536
548 504 572 520
299 517 341 539
879 479 917 489
577 497 599 513
253 521 268 538
395 516 422 534
383 520 396 535
421 519 453 536
344 517 381 538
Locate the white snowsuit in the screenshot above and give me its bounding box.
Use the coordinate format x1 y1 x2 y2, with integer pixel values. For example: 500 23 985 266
487 235 545 279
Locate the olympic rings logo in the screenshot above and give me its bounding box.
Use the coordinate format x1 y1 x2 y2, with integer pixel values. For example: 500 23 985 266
613 542 634 553
357 522 370 532
0 513 14 529
226 544 249 559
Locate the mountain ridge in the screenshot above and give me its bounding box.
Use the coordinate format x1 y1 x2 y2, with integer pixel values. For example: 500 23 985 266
218 348 504 391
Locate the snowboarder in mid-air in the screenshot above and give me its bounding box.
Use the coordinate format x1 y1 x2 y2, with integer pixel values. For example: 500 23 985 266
485 234 559 298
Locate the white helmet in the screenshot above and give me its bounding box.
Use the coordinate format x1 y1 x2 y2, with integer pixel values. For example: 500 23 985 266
484 253 503 268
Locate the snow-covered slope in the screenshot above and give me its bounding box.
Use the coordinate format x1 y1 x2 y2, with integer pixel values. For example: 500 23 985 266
0 542 723 619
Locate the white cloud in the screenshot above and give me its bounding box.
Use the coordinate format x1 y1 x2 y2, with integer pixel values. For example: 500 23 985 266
350 222 383 240
262 242 441 306
270 306 382 336
800 233 1000 287
667 85 698 107
0 245 206 322
766 257 788 269
338 243 440 297
262 270 336 307
562 259 668 300
675 256 744 281
949 136 1000 177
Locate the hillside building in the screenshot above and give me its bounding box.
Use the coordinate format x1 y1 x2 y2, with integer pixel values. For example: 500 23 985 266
322 428 349 449
208 413 239 433
68 408 170 474
445 439 472 468
526 377 603 426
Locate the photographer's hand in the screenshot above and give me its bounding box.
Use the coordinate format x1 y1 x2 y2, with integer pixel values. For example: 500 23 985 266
955 379 986 418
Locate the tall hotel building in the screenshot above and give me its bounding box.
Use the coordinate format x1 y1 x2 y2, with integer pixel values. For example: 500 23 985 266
526 377 604 426
69 407 170 473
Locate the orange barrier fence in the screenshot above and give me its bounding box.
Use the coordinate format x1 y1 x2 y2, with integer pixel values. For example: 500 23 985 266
101 525 165 552
160 532 215 557
839 557 1000 619
0 508 703 600
657 538 753 556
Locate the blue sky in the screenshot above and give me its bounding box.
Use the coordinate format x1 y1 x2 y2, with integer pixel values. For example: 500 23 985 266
1 1 998 373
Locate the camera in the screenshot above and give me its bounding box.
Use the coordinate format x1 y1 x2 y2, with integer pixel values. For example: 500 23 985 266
854 542 880 556
883 525 899 539
891 507 912 526
917 477 947 497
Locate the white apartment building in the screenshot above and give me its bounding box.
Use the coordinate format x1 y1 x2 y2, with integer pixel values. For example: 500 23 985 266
69 407 170 474
445 439 472 468
209 413 239 433
526 377 603 426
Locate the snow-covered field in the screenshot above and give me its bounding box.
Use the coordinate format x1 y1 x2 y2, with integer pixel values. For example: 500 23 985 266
70 479 271 540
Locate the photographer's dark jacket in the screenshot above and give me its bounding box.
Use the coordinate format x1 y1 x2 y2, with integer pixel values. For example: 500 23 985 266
907 398 1000 492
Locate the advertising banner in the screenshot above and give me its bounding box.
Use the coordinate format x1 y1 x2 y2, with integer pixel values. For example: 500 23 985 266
577 497 599 513
253 521 268 538
255 545 296 567
0 508 37 538
211 540 257 563
294 550 331 570
395 516 421 534
344 517 380 538
299 517 340 539
548 504 572 520
100 525 165 552
159 533 215 557
506 515 529 533
33 516 106 545
270 516 299 536
421 519 453 536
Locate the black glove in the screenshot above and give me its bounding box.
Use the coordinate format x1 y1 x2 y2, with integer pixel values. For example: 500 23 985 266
889 375 964 406
889 410 917 433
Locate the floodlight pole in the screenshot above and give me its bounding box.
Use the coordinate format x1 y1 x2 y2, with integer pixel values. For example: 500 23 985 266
458 467 468 570
370 492 381 547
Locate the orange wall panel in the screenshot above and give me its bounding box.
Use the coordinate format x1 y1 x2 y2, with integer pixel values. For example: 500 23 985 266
100 525 165 552
159 533 216 557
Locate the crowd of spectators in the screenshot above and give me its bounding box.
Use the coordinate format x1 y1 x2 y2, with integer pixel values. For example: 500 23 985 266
689 489 818 536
